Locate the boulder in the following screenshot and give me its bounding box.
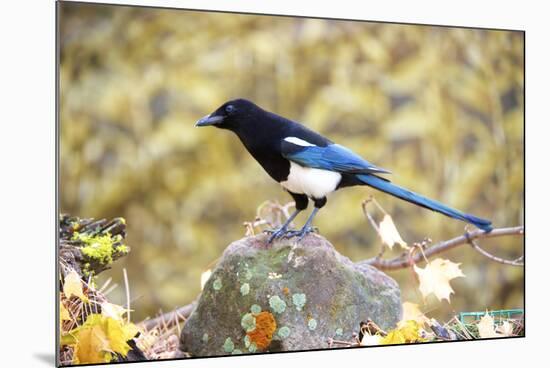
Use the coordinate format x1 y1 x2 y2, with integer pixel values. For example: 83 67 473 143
180 233 401 356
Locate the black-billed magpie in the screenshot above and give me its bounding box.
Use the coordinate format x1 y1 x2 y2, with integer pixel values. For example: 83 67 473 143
196 99 492 243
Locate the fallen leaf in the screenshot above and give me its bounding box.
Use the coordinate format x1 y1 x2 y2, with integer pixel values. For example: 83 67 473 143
380 329 406 345
414 258 465 302
360 333 381 346
101 302 128 321
73 324 111 364
60 301 71 321
496 321 514 336
380 320 423 345
65 313 140 364
478 313 499 338
63 270 88 302
105 317 137 356
379 215 409 250
60 299 71 330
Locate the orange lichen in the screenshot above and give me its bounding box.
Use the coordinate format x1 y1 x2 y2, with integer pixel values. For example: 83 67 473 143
246 311 277 350
282 287 290 296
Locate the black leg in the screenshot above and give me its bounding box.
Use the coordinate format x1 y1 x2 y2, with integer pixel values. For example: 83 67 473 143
265 191 309 244
266 209 301 243
283 207 319 240
284 197 326 241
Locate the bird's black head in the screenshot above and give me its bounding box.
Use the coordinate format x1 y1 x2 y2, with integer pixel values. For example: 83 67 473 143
195 98 260 132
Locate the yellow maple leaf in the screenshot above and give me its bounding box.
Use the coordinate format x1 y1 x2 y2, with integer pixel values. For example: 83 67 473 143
66 313 140 364
399 302 428 328
414 258 465 302
63 270 88 302
105 317 134 356
399 320 422 341
380 320 423 345
60 299 72 331
379 214 409 250
60 301 71 321
380 330 406 345
478 313 499 338
101 302 128 321
73 325 111 364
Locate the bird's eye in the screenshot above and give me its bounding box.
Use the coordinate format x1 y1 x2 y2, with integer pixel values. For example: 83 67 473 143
225 105 236 114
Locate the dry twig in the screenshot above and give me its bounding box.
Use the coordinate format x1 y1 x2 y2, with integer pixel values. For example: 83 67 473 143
140 301 198 332
363 226 524 270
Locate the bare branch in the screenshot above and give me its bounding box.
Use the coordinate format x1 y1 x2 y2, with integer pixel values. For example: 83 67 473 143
361 197 381 232
361 197 387 258
468 238 524 266
363 226 524 270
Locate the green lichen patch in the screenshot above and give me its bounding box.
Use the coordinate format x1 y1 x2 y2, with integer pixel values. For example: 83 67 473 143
212 277 223 291
240 283 250 296
241 313 256 332
223 337 234 353
308 318 318 330
292 293 307 311
202 333 209 343
269 295 286 314
250 304 262 314
244 269 253 280
73 232 125 265
248 342 257 353
278 326 291 339
335 328 343 336
244 335 251 348
232 349 242 355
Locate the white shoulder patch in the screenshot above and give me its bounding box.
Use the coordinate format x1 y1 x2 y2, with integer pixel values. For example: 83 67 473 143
284 137 316 147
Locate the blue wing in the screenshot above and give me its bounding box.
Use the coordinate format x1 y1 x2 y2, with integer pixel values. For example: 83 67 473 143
281 141 391 175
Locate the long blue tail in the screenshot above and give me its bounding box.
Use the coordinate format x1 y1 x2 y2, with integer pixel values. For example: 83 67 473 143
356 174 492 232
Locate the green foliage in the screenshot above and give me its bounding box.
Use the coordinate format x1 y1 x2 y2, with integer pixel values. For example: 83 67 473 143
59 3 524 321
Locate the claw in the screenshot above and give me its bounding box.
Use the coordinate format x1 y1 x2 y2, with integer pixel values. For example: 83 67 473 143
265 226 316 244
267 227 289 244
283 226 315 241
297 226 315 241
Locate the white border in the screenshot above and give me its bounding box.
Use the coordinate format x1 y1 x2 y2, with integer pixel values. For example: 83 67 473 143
1 0 547 367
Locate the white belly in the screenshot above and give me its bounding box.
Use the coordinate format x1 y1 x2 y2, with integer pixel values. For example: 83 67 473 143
281 161 342 199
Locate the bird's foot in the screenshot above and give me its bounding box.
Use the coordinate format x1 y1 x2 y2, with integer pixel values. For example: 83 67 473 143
283 226 317 241
265 227 291 244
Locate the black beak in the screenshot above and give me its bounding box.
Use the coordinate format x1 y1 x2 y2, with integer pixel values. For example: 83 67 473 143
195 114 224 127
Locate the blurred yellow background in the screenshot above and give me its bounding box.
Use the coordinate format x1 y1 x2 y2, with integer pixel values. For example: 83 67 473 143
59 3 524 322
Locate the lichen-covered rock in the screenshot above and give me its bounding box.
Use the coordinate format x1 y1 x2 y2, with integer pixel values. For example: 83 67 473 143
180 233 401 356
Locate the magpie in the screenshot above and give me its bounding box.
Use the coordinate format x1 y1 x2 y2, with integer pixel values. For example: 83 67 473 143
196 98 492 243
